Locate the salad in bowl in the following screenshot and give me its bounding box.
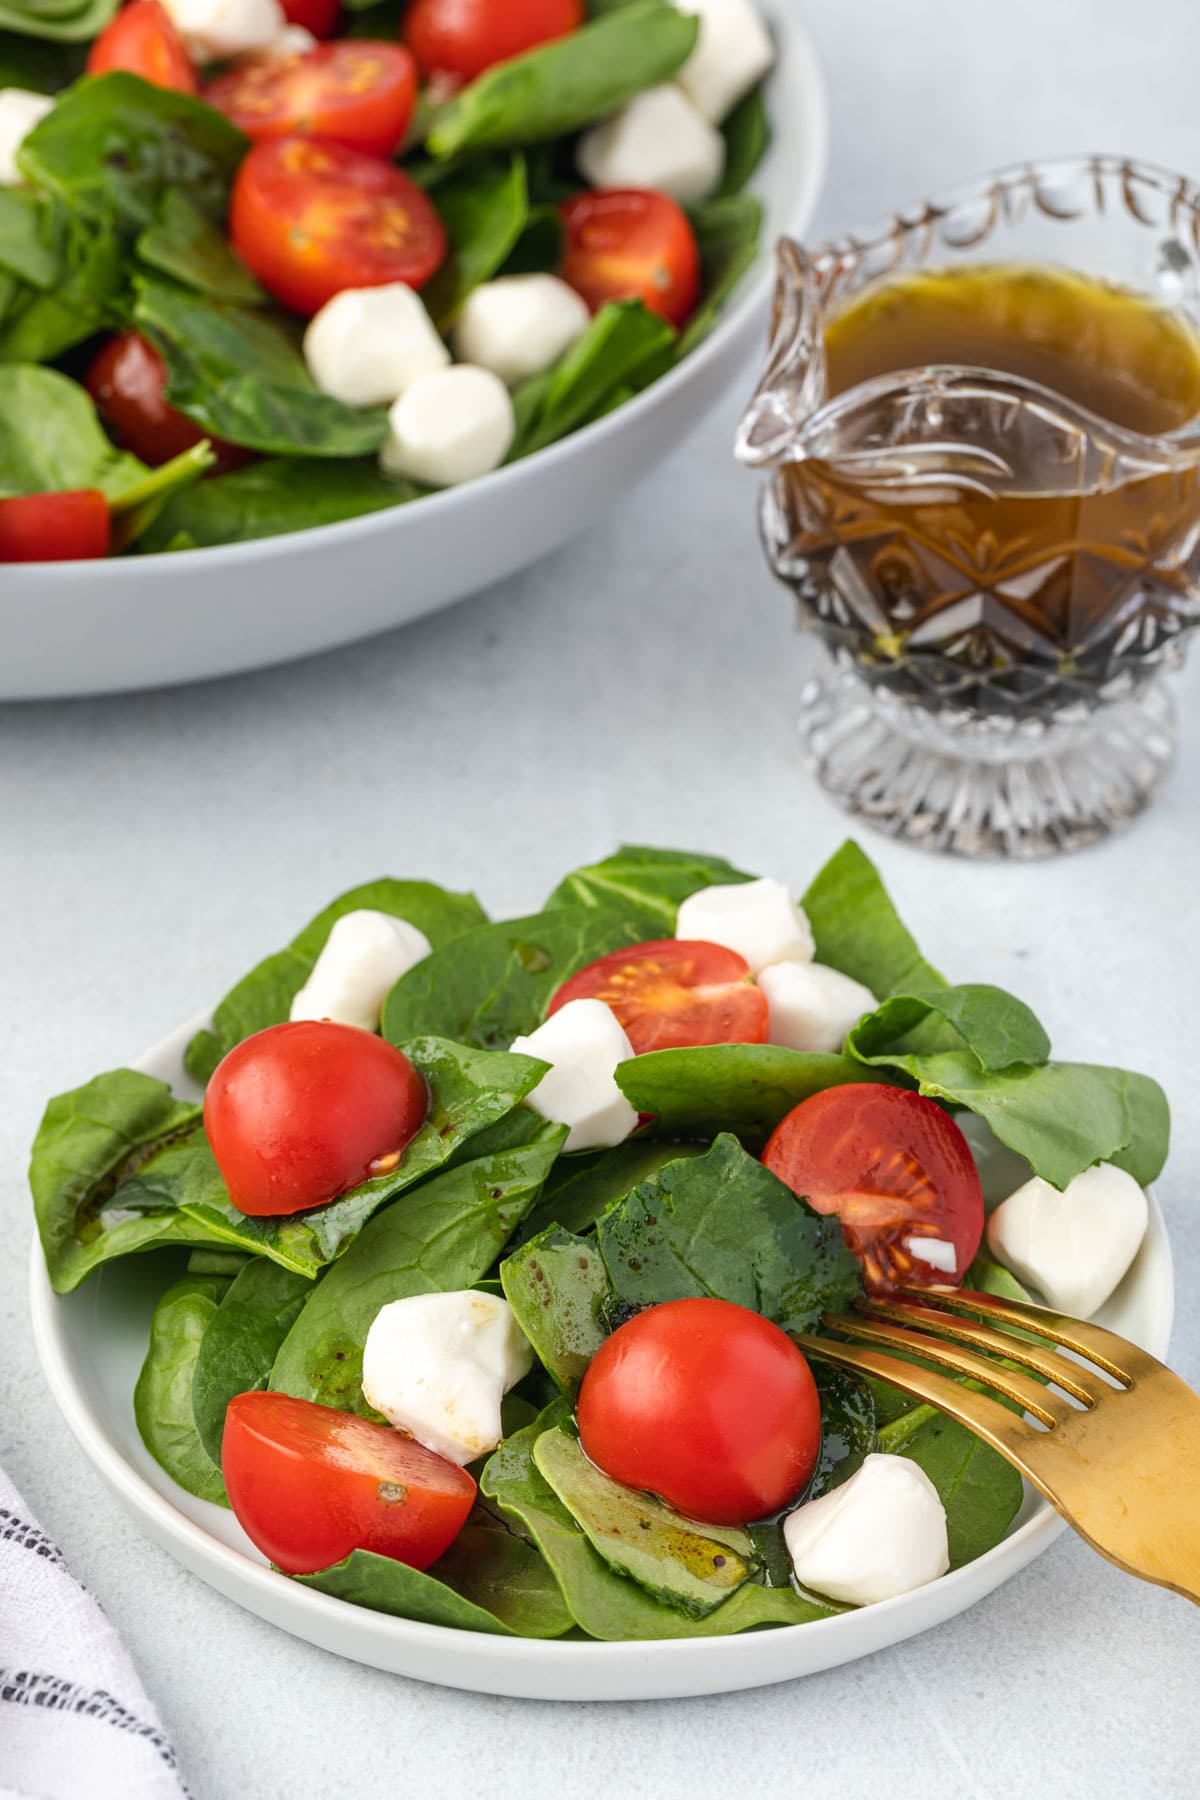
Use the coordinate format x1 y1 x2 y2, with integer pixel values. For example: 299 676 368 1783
30 842 1170 1645
0 0 777 560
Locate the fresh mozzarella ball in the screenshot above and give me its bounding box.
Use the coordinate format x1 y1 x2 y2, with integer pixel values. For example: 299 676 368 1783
676 878 814 974
162 0 284 63
576 85 725 205
986 1163 1148 1318
289 910 432 1034
758 961 878 1054
511 999 638 1153
251 21 317 56
362 1291 533 1465
452 275 591 387
303 284 450 410
784 1454 950 1606
676 0 775 123
0 90 54 187
379 365 515 488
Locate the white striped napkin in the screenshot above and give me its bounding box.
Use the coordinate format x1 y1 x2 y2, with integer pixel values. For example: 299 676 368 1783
0 1465 188 1800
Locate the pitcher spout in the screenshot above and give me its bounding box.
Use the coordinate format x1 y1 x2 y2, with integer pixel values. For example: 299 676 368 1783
735 237 827 469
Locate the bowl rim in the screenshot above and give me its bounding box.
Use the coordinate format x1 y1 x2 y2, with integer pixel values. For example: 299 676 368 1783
18 22 829 578
27 1007 1177 1682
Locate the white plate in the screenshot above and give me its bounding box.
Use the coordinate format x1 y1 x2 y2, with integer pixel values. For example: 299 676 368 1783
29 1013 1176 1700
0 23 827 701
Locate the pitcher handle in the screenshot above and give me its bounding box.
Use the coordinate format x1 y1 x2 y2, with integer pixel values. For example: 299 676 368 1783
735 237 828 468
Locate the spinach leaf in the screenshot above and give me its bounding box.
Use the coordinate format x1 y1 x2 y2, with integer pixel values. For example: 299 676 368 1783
427 3 698 158
748 1367 877 1588
482 1404 837 1639
802 840 946 997
107 442 215 550
853 1051 1169 1190
0 31 87 85
30 1069 221 1293
296 1502 573 1638
270 1120 565 1408
186 1249 251 1277
133 275 389 459
136 188 266 305
500 1226 609 1394
499 202 563 276
0 365 143 499
595 1135 861 1332
0 189 60 288
677 194 763 357
615 1042 897 1144
19 73 246 232
192 1259 312 1464
517 1139 705 1242
848 984 1052 1074
0 0 116 43
139 454 420 553
510 300 675 458
0 206 123 363
134 1274 230 1508
422 152 528 324
380 904 654 1051
898 1412 1024 1569
185 877 486 1085
543 843 754 932
119 1040 550 1279
966 1256 1033 1303
532 1428 758 1618
717 83 771 197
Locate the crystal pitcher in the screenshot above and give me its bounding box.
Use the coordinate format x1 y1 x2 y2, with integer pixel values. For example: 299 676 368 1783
736 156 1200 857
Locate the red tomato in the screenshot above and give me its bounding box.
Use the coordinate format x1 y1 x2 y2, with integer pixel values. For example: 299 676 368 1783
0 491 110 563
229 137 447 316
402 0 583 84
86 0 197 93
560 189 701 328
206 41 417 158
548 939 767 1054
86 332 249 473
204 1020 427 1217
577 1298 821 1525
282 0 339 36
762 1085 985 1293
222 1392 475 1574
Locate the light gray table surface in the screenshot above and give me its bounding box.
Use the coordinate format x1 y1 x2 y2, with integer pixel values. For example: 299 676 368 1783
3 1 1199 1794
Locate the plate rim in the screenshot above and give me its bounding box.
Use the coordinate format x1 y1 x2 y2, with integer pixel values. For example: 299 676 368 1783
27 1011 1177 1695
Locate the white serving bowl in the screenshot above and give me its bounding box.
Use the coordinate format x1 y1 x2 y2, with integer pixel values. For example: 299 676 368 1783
0 23 827 700
29 1013 1175 1701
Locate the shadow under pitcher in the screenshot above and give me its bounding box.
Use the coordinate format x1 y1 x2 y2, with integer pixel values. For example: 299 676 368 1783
737 155 1200 858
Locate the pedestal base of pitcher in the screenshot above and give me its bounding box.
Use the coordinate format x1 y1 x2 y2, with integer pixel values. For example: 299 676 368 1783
797 670 1178 859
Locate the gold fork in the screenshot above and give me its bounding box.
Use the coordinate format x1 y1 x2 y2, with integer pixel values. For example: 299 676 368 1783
794 1287 1200 1605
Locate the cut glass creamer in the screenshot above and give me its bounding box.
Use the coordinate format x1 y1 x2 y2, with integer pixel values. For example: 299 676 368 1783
737 156 1200 856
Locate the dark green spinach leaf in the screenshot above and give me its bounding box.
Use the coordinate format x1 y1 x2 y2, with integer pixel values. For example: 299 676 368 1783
500 1226 609 1394
422 151 528 324
615 1042 897 1144
677 194 763 356
192 1259 312 1464
134 1274 230 1508
848 984 1052 1073
136 187 266 304
427 3 698 158
517 1139 705 1242
139 454 421 552
717 82 771 196
510 300 675 458
543 843 754 932
802 840 946 997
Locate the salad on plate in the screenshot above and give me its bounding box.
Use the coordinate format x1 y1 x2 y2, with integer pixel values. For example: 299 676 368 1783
0 0 776 560
30 842 1170 1641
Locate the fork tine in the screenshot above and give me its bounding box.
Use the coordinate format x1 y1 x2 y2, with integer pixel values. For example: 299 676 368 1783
900 1287 1147 1384
821 1312 1069 1427
792 1332 1032 1458
862 1296 1103 1406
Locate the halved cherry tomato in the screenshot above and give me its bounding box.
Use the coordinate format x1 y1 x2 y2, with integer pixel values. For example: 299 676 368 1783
229 137 447 316
222 1392 476 1574
86 0 197 93
0 490 110 563
763 1085 984 1293
402 0 583 85
86 332 249 473
282 0 339 37
548 939 767 1054
206 41 417 158
204 1020 427 1216
577 1297 821 1525
560 189 701 328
